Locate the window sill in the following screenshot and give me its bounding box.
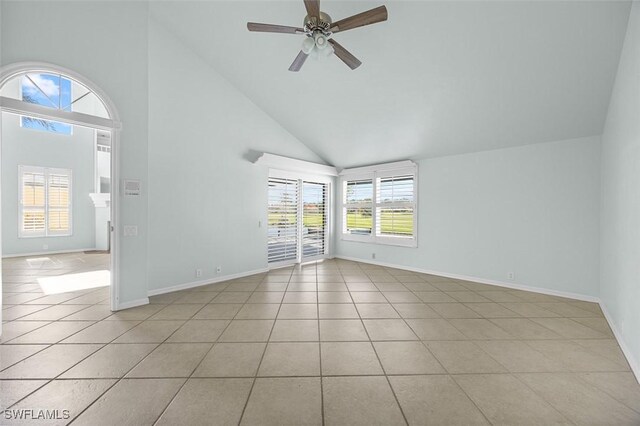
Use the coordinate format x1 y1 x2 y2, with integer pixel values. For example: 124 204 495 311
18 233 73 239
340 234 417 248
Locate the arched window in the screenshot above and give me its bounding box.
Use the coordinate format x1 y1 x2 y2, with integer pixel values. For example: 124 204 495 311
0 70 111 134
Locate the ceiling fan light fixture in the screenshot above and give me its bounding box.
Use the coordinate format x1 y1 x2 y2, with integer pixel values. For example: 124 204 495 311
314 33 328 49
302 36 316 54
322 43 334 57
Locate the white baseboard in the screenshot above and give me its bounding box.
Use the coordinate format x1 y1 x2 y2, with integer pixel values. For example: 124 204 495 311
598 303 640 383
2 247 97 259
334 255 599 303
114 297 149 311
147 267 269 297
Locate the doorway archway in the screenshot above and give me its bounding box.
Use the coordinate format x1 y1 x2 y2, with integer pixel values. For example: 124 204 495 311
0 62 122 321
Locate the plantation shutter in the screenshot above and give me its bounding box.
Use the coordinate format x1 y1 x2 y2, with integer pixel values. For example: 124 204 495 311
19 166 72 237
375 174 415 238
302 181 327 259
268 177 299 264
47 172 71 234
20 168 46 236
343 179 373 236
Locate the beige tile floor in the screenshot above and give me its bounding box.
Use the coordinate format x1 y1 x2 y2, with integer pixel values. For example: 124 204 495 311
2 255 640 425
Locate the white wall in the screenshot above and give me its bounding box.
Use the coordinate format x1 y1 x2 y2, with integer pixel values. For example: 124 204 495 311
600 1 640 376
147 19 324 291
1 114 96 255
1 1 150 304
336 136 602 299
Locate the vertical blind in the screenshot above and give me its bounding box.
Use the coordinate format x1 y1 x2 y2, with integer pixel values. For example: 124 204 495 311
268 177 299 263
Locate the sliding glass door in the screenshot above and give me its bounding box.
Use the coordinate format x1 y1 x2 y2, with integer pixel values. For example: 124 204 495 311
268 177 329 266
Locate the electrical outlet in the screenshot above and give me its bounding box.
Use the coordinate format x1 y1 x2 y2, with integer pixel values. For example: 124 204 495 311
196 269 202 278
216 266 222 274
508 272 515 280
123 225 138 237
372 253 376 259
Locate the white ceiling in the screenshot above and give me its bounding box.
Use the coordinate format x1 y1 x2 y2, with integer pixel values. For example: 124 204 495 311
150 1 631 168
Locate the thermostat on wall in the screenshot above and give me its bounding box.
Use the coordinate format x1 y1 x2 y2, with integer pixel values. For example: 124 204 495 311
123 179 141 197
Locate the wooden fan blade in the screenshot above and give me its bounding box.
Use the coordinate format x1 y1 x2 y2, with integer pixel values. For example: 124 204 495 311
329 38 362 70
331 5 388 33
304 0 320 19
289 51 309 72
328 39 362 70
247 22 304 34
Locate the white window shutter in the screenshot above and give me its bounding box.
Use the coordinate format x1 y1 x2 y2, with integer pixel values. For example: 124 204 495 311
302 181 328 260
47 172 71 234
268 177 299 264
18 166 72 238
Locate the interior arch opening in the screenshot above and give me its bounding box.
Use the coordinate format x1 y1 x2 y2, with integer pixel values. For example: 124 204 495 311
0 64 120 319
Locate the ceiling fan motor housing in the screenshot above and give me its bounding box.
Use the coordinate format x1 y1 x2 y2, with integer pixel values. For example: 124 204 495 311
304 12 332 35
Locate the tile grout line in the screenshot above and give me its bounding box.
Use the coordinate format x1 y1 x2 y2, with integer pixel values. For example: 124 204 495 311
446 373 499 425
374 277 451 377
388 270 602 425
2 289 120 408
62 276 245 423
147 282 247 425
369 267 500 423
315 262 326 426
567 371 640 416
150 288 257 424
236 265 296 425
359 266 496 425
4 292 174 414
0 290 116 372
3 370 633 380
66 277 246 425
7 334 126 415
1 293 108 343
341 263 410 426
508 372 578 425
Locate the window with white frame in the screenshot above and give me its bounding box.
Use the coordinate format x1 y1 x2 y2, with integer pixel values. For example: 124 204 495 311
341 161 417 247
19 165 72 237
343 179 373 236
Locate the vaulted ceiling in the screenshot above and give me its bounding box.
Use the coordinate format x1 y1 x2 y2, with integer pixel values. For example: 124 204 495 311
150 1 631 168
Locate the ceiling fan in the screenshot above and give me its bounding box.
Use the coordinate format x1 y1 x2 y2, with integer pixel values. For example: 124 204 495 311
247 0 388 71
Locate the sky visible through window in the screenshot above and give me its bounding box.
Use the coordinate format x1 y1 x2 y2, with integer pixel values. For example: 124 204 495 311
21 73 73 134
